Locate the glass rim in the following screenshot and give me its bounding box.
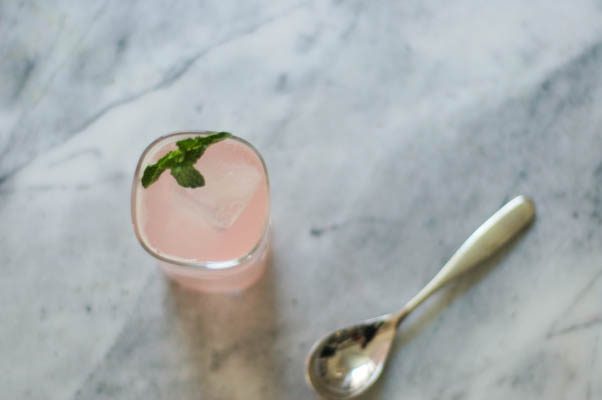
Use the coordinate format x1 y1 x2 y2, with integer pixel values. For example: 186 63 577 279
130 131 271 272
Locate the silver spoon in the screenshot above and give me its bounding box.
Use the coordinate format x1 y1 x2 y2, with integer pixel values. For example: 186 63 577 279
305 195 535 399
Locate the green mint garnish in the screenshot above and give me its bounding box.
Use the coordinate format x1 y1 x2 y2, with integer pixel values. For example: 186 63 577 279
141 132 231 189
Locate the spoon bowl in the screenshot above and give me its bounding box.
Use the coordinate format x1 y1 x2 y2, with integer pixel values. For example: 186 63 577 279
306 315 397 399
305 196 535 398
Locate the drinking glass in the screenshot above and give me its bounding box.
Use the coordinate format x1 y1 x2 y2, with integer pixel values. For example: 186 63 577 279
131 131 270 293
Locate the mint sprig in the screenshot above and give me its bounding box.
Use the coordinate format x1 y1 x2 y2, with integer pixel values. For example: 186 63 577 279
141 132 231 188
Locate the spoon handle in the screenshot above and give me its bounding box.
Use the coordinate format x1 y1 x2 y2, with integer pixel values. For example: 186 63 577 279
398 195 535 321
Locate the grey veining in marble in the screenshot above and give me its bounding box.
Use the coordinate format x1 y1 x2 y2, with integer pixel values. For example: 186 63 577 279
2 1 602 399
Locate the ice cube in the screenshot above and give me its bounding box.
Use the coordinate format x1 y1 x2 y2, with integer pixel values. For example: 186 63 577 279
172 159 261 230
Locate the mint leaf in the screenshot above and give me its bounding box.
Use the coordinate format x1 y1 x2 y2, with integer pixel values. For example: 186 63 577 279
141 132 231 189
141 164 161 188
170 165 205 188
141 151 180 188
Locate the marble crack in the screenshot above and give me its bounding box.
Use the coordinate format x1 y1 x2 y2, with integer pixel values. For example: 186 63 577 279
10 57 35 100
0 173 124 194
548 316 602 338
586 334 600 400
547 269 602 338
590 160 602 222
48 148 102 167
339 0 364 40
0 1 308 186
527 40 602 132
310 216 399 237
0 0 111 185
66 2 309 138
68 273 156 400
264 7 365 148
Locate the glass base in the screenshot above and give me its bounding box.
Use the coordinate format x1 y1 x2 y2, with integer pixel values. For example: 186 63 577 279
159 244 270 293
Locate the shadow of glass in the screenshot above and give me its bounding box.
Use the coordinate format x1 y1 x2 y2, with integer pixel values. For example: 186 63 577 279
166 251 284 399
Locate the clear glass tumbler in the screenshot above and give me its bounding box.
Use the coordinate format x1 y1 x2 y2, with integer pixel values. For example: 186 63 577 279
131 131 270 293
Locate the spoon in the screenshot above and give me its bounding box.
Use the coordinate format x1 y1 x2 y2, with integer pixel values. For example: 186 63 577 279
305 195 535 399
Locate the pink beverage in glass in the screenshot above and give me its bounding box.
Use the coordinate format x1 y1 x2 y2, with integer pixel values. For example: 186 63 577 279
131 132 270 293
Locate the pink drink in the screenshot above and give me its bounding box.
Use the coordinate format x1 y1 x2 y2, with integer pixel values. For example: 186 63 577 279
131 132 270 293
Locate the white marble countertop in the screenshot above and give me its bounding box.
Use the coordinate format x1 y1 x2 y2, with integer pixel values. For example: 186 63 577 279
2 1 602 399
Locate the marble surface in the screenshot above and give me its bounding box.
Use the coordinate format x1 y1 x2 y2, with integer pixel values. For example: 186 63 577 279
2 1 602 399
